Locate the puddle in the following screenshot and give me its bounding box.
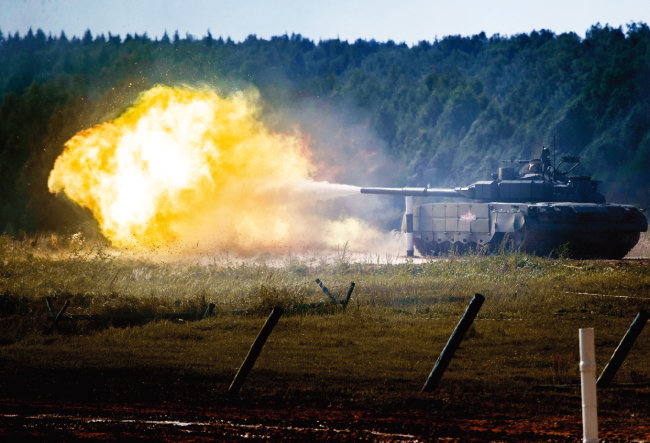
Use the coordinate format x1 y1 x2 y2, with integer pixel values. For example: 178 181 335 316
1 413 420 440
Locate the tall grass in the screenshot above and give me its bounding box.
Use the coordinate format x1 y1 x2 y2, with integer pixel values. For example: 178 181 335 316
2 234 649 320
1 234 649 404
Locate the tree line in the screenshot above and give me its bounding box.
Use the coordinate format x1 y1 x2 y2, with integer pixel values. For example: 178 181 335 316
1 24 649 235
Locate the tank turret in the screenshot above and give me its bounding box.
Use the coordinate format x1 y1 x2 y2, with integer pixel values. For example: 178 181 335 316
360 149 647 259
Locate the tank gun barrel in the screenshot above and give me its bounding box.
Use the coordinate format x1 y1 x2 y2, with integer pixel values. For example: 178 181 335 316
360 186 459 198
500 159 536 164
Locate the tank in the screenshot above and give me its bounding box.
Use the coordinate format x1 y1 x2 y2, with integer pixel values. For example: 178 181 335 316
361 148 647 259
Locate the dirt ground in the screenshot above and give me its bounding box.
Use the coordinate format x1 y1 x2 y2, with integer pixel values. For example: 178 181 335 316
0 367 648 441
1 249 648 441
0 400 579 441
1 397 648 441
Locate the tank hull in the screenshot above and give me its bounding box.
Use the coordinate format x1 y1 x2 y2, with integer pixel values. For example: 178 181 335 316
411 202 647 259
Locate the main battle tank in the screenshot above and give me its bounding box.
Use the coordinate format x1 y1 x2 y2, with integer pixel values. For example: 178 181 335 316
361 148 647 259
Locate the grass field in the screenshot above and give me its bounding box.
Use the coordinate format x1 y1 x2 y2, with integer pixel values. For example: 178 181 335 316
1 233 649 440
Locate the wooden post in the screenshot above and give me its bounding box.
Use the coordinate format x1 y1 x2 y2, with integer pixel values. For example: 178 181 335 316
421 293 484 392
597 310 648 388
342 282 355 310
228 307 283 396
48 300 70 332
315 278 338 303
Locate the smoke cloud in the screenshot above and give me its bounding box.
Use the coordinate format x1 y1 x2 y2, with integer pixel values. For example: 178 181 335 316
48 84 403 256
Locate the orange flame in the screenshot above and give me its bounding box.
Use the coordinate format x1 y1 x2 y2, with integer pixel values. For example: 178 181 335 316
48 85 396 254
48 85 308 248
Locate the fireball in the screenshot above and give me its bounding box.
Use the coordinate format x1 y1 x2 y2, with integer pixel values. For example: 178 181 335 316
48 85 312 249
48 84 392 254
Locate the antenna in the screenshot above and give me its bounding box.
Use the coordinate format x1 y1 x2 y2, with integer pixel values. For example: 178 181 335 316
553 133 556 169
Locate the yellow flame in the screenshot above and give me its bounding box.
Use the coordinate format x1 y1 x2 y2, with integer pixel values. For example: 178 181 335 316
48 84 394 254
48 85 316 250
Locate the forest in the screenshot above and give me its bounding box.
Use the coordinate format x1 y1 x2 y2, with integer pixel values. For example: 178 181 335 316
1 24 649 235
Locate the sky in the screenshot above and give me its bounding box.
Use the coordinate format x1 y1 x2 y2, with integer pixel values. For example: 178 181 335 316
1 0 649 45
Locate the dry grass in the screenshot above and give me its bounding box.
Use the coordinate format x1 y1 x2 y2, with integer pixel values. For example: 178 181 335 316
1 234 649 406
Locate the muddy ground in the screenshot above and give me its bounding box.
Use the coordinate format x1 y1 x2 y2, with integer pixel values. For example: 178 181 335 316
0 366 648 441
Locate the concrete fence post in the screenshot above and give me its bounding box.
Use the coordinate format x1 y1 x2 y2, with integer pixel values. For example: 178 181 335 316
597 310 648 388
202 303 216 320
47 299 70 332
579 328 598 443
228 307 283 396
421 293 484 392
315 279 338 303
342 282 355 310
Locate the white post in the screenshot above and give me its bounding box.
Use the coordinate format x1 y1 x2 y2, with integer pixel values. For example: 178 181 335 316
405 196 414 257
579 328 598 443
